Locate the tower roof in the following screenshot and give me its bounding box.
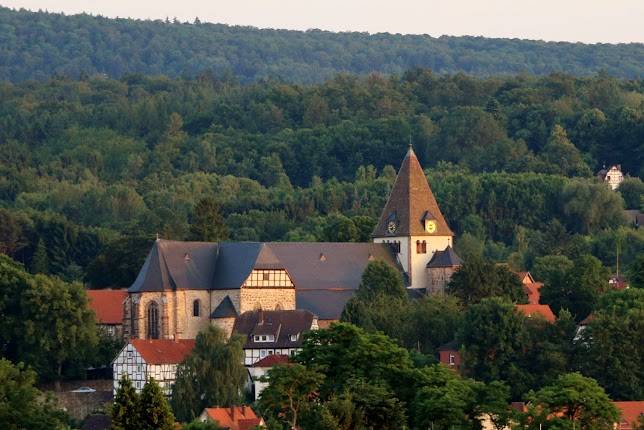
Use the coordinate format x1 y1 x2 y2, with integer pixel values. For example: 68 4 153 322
426 245 462 268
373 147 453 237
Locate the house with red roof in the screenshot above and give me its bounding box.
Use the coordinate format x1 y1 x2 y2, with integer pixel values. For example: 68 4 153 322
87 289 128 338
515 304 556 323
247 354 291 400
614 401 644 430
199 406 264 430
112 339 195 395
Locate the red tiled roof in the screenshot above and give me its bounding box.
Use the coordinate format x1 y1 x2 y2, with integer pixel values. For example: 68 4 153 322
580 314 594 325
614 401 644 430
517 272 535 283
238 418 263 430
516 304 556 323
131 339 195 365
522 282 543 305
252 354 290 368
87 289 128 325
373 147 453 237
204 406 260 430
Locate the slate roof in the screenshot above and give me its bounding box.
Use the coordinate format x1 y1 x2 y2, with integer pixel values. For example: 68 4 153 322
296 289 355 320
129 240 401 319
86 289 128 324
269 242 399 290
233 310 315 349
129 240 219 293
211 295 238 318
130 339 195 364
212 243 285 290
373 147 453 237
426 246 462 268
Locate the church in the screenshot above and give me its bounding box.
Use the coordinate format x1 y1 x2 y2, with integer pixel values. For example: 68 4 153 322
122 147 462 341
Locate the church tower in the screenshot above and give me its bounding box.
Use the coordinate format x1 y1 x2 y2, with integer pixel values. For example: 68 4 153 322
372 146 454 290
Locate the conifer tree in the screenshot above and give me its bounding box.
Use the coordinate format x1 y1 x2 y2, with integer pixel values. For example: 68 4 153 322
111 374 140 430
188 197 228 242
139 377 175 430
30 238 49 274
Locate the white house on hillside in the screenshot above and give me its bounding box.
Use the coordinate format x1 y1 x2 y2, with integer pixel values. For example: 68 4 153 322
112 339 195 395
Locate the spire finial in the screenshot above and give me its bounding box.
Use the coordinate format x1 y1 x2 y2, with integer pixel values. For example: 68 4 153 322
156 232 160 241
409 134 413 149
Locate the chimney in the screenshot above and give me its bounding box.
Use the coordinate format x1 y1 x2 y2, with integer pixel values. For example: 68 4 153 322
230 406 235 421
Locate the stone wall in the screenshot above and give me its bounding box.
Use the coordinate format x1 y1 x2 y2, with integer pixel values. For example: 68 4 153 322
212 317 236 338
239 287 296 313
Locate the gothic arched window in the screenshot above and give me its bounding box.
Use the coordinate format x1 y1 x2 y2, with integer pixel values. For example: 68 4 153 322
275 303 283 311
147 302 159 339
421 241 427 253
193 299 200 317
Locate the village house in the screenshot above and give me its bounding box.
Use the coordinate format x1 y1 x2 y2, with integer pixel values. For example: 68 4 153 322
116 147 460 342
614 401 644 430
597 164 624 190
247 354 291 400
233 309 317 366
87 289 128 338
437 340 461 370
112 339 195 395
199 406 264 430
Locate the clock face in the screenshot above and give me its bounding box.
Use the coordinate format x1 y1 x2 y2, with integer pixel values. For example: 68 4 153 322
387 221 397 234
425 220 437 233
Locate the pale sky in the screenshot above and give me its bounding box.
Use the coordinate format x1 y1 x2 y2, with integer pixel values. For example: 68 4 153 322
3 0 644 44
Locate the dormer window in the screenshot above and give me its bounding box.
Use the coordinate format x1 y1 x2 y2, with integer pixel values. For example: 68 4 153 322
253 334 275 342
289 334 298 342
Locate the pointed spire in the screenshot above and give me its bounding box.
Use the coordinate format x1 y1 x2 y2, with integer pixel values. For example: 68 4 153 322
372 149 453 237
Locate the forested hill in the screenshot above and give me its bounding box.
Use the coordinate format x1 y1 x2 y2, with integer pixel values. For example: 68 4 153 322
1 7 643 83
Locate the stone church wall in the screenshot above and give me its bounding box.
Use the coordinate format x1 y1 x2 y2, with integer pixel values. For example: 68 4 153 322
239 287 296 313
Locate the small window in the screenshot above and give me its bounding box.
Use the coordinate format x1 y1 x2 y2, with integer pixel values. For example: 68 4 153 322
290 334 298 342
422 241 427 253
263 272 270 281
449 354 455 365
268 350 274 355
260 350 266 357
193 299 200 317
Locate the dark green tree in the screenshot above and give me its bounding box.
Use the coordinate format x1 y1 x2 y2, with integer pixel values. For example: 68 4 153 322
258 364 324 430
519 373 619 430
322 213 359 242
171 326 247 422
457 298 530 397
576 289 644 400
111 374 141 430
30 238 49 274
188 197 229 242
139 377 175 430
355 260 407 300
0 358 69 430
85 235 153 288
540 254 609 320
447 256 525 304
627 254 644 289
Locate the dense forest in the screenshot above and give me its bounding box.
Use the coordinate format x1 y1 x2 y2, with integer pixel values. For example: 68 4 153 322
0 70 642 289
1 7 644 83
